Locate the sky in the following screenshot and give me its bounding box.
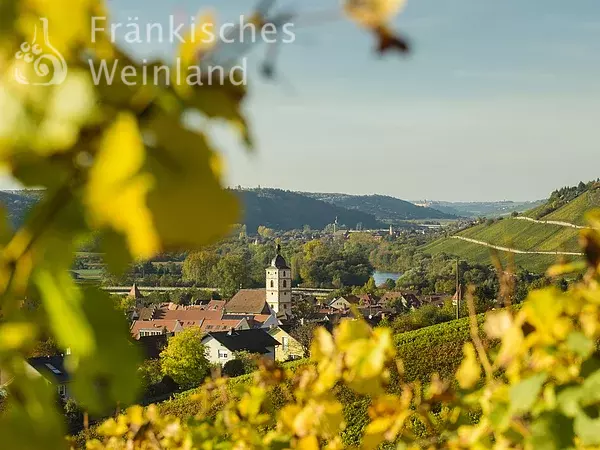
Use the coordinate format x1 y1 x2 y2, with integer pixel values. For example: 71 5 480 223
4 0 599 201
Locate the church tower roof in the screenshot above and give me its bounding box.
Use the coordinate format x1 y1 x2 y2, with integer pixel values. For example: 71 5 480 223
270 244 290 269
128 282 144 299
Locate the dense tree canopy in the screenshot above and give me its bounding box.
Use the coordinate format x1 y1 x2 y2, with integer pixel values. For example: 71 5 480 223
160 327 210 390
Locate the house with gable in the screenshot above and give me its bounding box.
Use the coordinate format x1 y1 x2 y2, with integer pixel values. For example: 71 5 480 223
201 328 280 365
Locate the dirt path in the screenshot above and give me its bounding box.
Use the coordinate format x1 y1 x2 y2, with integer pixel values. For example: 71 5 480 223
515 216 590 230
450 236 584 256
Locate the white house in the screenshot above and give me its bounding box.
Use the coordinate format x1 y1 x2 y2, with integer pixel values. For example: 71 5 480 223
201 328 280 365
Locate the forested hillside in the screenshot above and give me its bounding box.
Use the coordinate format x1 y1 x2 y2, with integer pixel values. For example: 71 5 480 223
305 192 455 221
424 181 600 273
236 188 384 232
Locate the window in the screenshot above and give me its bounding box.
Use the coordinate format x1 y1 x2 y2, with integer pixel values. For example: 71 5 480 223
58 385 67 397
282 280 287 288
282 336 289 350
270 280 274 288
218 349 228 359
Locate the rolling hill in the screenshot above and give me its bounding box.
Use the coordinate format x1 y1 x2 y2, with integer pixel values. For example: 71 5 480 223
236 188 385 232
424 182 600 273
304 193 456 222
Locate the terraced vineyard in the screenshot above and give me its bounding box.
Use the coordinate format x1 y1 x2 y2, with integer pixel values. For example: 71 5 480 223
424 184 600 273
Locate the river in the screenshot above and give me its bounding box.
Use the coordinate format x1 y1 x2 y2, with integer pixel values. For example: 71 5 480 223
372 271 402 287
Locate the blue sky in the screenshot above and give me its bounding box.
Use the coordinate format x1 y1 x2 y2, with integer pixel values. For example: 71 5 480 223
5 0 599 201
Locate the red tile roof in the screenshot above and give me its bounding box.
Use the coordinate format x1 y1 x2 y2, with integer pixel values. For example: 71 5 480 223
200 318 245 333
130 320 182 339
225 289 270 314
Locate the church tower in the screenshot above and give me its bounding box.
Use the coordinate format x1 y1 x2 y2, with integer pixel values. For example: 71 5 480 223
265 244 292 315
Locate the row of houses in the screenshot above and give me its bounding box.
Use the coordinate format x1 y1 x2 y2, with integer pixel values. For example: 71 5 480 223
326 291 450 312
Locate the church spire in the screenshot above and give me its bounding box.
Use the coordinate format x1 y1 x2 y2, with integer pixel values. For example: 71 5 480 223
271 243 289 269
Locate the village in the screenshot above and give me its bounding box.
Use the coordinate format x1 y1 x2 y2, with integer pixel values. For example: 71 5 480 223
19 244 455 403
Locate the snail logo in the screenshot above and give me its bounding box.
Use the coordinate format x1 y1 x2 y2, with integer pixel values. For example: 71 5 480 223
14 18 67 86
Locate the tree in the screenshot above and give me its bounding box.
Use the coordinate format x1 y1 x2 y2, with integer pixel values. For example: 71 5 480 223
182 250 219 286
382 278 396 290
289 322 319 357
160 328 210 389
138 359 163 392
213 252 250 297
364 276 377 293
257 225 275 239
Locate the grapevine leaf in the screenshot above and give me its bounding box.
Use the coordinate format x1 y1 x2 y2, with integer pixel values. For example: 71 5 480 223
456 342 481 389
0 367 66 450
144 113 240 251
566 331 594 358
509 372 547 414
34 267 94 356
68 287 141 414
574 409 600 446
527 412 574 450
85 112 159 260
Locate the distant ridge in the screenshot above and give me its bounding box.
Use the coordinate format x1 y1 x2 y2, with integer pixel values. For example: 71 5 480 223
235 188 385 232
303 192 456 221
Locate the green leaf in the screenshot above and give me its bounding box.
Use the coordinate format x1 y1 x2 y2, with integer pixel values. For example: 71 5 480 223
557 386 582 417
34 267 94 356
579 368 600 406
566 331 594 358
509 372 547 415
574 409 600 446
527 412 574 450
0 363 66 450
68 287 141 414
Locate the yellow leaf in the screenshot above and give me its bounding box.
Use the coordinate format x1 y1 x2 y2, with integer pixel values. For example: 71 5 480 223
343 0 408 28
297 435 319 450
363 416 396 449
456 342 481 389
310 327 336 362
144 114 240 251
179 11 217 67
85 113 159 259
484 310 513 339
334 319 371 351
0 322 37 351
